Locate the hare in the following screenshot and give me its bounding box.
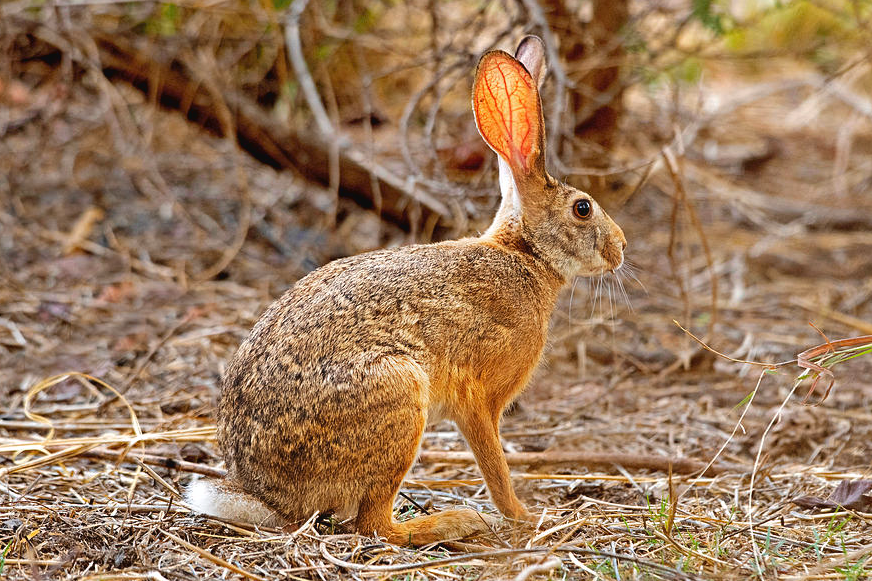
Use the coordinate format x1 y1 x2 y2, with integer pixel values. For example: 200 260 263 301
186 36 626 546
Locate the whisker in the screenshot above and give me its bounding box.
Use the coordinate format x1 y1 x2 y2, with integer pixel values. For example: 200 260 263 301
568 277 578 320
615 269 634 313
599 273 606 321
590 273 604 319
621 260 648 294
587 276 594 318
589 276 598 321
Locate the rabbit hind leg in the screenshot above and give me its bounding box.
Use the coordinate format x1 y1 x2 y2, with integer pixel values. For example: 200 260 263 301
354 355 496 545
353 413 495 545
355 482 496 546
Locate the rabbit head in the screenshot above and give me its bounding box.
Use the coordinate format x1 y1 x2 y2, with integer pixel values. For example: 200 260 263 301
473 36 626 280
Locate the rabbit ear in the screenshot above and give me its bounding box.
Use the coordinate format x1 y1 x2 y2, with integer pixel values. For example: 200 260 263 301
491 35 548 223
515 35 547 89
472 50 545 182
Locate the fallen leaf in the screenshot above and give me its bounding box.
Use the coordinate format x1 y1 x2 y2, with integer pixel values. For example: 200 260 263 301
829 479 872 510
793 479 872 511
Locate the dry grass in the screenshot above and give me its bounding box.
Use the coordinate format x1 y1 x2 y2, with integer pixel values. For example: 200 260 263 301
2 1 872 579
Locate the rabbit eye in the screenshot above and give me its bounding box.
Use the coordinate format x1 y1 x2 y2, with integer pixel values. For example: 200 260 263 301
572 199 592 220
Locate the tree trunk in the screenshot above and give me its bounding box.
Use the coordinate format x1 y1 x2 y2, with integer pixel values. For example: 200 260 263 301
542 0 629 208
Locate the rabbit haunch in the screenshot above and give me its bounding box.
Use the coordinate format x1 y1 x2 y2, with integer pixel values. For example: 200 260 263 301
186 36 626 546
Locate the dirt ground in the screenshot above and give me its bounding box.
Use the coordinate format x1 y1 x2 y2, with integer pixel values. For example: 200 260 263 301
2 21 872 581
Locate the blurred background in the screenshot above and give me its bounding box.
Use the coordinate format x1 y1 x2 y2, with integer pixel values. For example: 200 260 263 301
1 0 872 576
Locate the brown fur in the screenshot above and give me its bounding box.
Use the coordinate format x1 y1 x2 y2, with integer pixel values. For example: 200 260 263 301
204 36 626 546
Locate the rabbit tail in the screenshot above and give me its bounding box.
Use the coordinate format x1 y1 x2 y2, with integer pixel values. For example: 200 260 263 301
184 477 284 528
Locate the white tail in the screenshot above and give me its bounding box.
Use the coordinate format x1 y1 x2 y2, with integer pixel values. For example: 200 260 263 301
184 478 285 528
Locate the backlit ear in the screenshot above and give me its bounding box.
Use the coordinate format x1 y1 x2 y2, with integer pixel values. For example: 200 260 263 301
472 50 544 178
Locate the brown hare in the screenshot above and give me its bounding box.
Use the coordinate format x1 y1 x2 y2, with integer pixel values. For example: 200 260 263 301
186 35 626 546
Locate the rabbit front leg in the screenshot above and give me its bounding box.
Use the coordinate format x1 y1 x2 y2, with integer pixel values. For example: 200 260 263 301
455 404 533 522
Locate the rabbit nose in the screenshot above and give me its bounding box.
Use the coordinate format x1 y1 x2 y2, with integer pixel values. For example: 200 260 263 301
614 226 627 253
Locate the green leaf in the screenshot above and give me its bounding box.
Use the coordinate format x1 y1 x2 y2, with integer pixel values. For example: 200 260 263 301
0 540 12 574
692 0 725 35
733 391 754 411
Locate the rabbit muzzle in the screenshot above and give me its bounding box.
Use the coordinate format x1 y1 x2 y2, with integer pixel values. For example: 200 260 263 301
601 217 627 274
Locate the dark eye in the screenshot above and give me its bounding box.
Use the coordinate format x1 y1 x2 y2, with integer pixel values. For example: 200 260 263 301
572 199 592 220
